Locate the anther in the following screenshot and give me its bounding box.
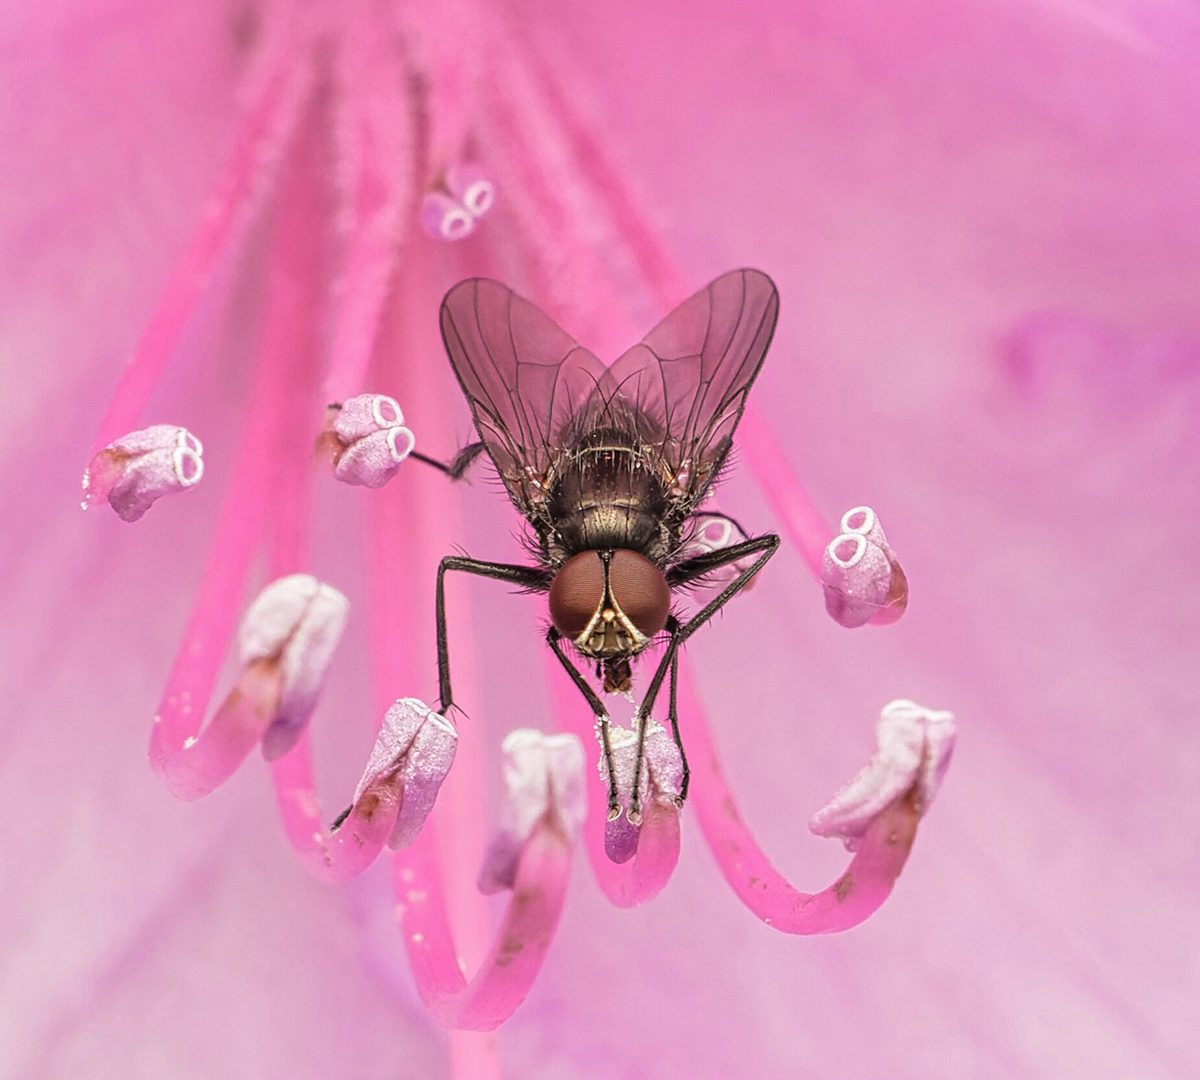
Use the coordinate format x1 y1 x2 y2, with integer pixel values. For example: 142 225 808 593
237 574 350 760
349 698 458 849
598 719 684 863
82 424 205 521
419 191 475 241
445 163 497 220
821 505 908 628
809 699 956 850
319 393 415 488
477 729 585 893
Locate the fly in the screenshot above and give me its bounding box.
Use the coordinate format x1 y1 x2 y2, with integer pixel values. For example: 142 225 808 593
418 268 781 824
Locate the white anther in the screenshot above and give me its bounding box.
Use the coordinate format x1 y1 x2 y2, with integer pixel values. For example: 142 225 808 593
809 699 956 850
371 394 404 428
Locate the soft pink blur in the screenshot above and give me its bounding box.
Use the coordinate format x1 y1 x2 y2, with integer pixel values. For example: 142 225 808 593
2 1 1199 1078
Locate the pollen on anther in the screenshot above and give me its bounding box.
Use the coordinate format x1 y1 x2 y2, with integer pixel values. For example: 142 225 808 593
183 736 197 749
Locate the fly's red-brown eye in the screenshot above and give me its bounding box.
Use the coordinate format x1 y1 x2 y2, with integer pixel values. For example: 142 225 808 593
608 550 671 639
549 551 606 637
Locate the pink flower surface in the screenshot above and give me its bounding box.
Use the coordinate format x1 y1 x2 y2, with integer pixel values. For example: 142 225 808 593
2 1 1199 1078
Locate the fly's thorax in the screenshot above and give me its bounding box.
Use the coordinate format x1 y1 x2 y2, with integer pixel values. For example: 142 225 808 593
548 549 670 659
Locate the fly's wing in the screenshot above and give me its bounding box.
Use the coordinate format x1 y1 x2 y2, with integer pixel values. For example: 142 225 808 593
589 268 779 518
440 279 607 517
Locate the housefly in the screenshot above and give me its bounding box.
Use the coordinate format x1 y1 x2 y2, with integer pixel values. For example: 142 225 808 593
418 268 781 823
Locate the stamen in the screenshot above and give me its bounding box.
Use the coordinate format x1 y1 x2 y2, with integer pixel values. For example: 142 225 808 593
821 505 909 628
82 424 204 521
599 718 684 859
351 698 458 849
149 124 327 801
238 574 349 762
446 163 497 220
542 651 682 906
679 662 954 933
420 191 476 241
810 700 955 848
90 24 314 455
322 393 416 488
324 8 414 404
477 729 584 893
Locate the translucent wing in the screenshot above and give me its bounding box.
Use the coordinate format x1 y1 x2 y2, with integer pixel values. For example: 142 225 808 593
584 268 779 518
440 278 607 516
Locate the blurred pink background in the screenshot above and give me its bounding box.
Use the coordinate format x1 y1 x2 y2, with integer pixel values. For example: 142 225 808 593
2 1 1198 1077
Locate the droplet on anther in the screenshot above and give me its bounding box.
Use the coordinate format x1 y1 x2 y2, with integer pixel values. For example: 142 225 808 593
419 190 475 241
351 698 457 849
477 729 584 894
821 505 908 628
238 574 350 760
809 699 956 850
322 393 415 488
82 424 204 521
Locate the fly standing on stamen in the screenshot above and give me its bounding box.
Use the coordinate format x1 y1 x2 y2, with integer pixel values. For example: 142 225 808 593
416 268 781 825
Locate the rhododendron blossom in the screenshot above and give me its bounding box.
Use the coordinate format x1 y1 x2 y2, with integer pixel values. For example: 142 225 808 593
4 0 1198 1078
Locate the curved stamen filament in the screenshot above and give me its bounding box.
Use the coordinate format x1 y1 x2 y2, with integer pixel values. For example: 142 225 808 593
678 663 922 933
394 822 573 1029
542 651 680 907
92 19 314 455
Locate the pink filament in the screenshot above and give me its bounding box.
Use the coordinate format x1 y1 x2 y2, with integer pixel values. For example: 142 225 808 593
394 823 573 1030
324 8 415 404
148 141 313 799
364 247 571 1044
92 24 313 454
543 649 680 907
401 0 475 178
679 663 918 933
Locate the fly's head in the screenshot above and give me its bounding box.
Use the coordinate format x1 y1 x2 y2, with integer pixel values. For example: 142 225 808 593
548 549 670 684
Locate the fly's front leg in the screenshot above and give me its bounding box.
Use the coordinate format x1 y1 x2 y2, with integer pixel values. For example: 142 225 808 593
437 556 550 713
627 534 780 822
547 628 621 819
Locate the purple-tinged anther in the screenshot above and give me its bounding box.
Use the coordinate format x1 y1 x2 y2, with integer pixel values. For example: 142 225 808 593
599 718 684 863
82 424 204 522
238 574 349 761
822 505 909 628
420 190 475 241
478 729 585 894
810 699 956 850
679 513 758 591
323 393 416 488
350 697 458 849
446 163 497 220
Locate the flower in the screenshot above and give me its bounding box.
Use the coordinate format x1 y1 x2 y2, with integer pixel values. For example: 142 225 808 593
4 1 1199 1078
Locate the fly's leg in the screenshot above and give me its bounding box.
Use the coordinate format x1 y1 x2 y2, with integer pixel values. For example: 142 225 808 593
626 534 780 822
410 441 486 480
548 628 622 819
332 554 548 833
437 555 551 712
668 645 688 805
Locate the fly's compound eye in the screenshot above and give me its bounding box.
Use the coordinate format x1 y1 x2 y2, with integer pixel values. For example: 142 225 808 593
608 550 671 639
549 551 607 637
